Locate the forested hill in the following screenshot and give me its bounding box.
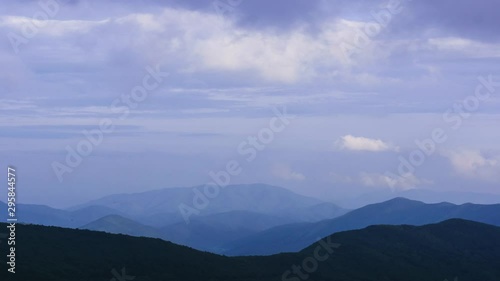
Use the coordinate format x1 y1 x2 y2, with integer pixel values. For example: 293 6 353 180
1 219 499 281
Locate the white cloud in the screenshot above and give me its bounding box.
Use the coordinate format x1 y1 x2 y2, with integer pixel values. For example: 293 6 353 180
272 164 305 181
428 37 500 58
335 135 399 152
446 150 500 181
1 7 384 84
360 172 428 191
192 18 365 83
0 16 110 36
328 171 430 191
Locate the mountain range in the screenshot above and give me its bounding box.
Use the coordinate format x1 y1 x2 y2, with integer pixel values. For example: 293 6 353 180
73 196 500 255
72 183 347 226
2 184 500 256
341 188 500 208
0 202 123 228
2 219 499 281
223 197 500 255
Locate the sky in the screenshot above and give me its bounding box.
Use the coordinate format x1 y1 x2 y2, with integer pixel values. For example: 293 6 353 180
1 0 500 208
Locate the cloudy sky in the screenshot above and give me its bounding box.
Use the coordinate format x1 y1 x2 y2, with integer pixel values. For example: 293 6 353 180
1 0 500 208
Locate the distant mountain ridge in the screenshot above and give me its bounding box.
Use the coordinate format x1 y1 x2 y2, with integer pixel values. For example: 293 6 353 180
81 214 163 238
71 183 347 226
0 201 123 228
1 184 347 254
340 189 500 208
158 210 297 252
223 197 500 255
4 187 500 257
81 210 297 252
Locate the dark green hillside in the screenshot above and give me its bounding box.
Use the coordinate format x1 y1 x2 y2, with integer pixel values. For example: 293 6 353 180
298 219 500 280
1 219 499 281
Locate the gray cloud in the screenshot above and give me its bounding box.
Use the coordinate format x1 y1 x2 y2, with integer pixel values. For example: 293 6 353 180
1 0 500 206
